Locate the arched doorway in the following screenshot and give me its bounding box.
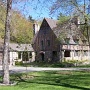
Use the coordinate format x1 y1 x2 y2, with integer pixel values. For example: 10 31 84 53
40 53 44 61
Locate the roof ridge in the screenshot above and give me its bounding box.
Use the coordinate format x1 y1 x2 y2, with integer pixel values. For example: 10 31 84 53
44 18 57 29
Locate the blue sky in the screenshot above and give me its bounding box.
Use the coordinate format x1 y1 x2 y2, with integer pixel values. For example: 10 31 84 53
12 0 90 20
12 0 56 20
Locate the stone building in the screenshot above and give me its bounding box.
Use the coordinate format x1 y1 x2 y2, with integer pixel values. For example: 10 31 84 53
0 43 35 66
32 18 60 62
9 43 35 65
32 17 90 64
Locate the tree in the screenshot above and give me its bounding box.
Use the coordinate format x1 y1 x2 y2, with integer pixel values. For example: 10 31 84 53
57 13 70 24
50 0 89 24
2 0 34 85
28 15 34 23
50 0 90 43
10 11 33 44
50 0 88 15
2 0 12 84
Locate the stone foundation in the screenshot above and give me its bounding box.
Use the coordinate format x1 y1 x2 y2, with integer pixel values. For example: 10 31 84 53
35 51 60 62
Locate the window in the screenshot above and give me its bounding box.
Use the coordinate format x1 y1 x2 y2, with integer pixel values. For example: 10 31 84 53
52 51 57 57
29 52 32 58
18 52 21 59
64 50 70 57
43 29 46 34
84 51 88 56
41 40 44 50
47 40 50 46
82 40 87 44
74 51 79 56
74 39 79 44
65 38 70 44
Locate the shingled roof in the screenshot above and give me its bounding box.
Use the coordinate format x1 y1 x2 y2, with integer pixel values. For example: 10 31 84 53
9 43 34 51
44 18 88 45
44 18 57 29
0 43 34 52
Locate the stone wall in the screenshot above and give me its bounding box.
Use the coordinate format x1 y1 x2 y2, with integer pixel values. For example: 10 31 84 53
35 51 60 63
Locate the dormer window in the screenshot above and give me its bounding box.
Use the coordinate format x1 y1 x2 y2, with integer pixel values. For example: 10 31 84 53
74 39 79 44
65 38 70 44
82 40 87 44
16 46 19 48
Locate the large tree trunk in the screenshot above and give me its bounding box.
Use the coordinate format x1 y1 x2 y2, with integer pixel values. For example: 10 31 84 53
2 0 12 85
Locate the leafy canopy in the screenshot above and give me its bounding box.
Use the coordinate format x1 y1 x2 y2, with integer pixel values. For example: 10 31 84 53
57 13 70 24
0 4 33 44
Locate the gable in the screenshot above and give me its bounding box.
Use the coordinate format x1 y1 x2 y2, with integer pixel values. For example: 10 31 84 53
40 19 51 30
32 17 87 46
40 18 57 30
39 19 52 35
45 18 57 29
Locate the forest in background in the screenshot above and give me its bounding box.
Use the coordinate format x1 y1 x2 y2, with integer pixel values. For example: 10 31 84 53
0 2 33 44
0 0 90 44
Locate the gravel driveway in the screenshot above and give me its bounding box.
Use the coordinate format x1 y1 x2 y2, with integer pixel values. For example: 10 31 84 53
0 66 90 73
0 66 90 74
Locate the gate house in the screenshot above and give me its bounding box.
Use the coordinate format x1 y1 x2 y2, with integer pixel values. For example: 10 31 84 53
32 18 90 64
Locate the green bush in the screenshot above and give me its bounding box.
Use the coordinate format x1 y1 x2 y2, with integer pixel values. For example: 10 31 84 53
15 61 23 66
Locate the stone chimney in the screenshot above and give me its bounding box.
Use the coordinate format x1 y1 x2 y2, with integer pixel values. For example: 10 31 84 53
33 23 40 35
71 16 81 25
77 17 81 24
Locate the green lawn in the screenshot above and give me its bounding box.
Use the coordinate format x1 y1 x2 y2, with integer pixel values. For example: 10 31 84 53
16 61 90 68
0 70 90 90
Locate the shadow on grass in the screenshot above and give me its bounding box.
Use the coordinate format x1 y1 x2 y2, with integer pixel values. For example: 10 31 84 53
17 78 90 90
60 83 90 90
10 71 90 90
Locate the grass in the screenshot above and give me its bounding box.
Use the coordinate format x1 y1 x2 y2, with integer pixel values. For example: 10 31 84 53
75 64 90 68
15 61 72 67
0 70 90 90
16 61 90 68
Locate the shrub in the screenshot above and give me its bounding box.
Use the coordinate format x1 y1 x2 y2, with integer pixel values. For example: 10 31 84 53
15 61 23 66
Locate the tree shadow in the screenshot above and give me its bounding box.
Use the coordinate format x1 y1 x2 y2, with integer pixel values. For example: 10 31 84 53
16 78 90 90
61 83 90 90
13 71 90 90
0 70 90 90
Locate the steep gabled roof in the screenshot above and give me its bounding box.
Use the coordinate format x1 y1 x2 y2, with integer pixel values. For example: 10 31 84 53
45 17 88 45
44 18 57 29
33 17 88 45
